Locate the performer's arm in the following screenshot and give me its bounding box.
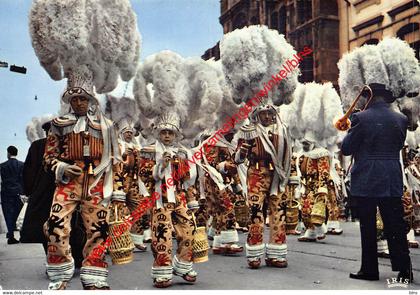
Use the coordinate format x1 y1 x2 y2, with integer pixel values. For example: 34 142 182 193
43 129 72 184
43 130 60 171
341 115 364 156
235 138 247 164
216 147 238 176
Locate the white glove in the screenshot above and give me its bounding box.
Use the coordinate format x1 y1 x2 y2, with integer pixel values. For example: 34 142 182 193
63 164 83 179
19 195 28 203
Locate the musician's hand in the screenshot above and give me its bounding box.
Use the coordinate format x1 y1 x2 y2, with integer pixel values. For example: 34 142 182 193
64 165 83 179
126 147 133 155
161 152 171 169
239 143 250 158
225 162 237 174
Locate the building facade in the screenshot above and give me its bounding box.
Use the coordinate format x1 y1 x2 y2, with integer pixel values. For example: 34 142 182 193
338 0 419 59
203 0 340 85
203 0 420 85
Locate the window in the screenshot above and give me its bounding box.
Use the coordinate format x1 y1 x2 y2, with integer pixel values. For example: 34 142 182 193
362 38 379 45
397 23 420 60
299 55 314 83
279 6 286 34
233 12 247 30
297 0 312 25
271 12 278 30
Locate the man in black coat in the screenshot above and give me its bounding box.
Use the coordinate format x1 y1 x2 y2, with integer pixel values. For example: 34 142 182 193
0 146 24 244
21 122 85 268
21 122 56 249
342 83 413 282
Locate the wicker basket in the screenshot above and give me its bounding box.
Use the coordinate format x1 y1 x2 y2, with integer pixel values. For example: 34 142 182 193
192 226 209 263
234 200 249 228
108 204 135 265
311 194 326 226
286 200 300 231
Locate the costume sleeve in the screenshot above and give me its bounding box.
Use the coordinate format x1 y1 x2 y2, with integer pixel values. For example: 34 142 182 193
43 130 60 171
43 129 72 184
341 114 364 156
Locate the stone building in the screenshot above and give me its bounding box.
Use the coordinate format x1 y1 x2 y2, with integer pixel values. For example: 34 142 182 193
338 0 419 59
203 0 420 86
203 0 340 85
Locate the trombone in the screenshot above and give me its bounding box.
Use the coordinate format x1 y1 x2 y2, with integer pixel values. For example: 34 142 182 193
334 85 373 131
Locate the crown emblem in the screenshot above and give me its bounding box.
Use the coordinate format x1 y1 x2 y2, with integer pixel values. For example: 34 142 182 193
156 244 167 252
157 214 167 222
97 210 107 219
51 203 63 213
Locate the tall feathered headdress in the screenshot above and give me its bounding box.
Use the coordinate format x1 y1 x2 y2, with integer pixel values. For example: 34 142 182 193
133 51 229 143
280 82 344 150
220 25 299 107
105 95 139 134
26 114 55 143
338 37 420 110
29 0 141 97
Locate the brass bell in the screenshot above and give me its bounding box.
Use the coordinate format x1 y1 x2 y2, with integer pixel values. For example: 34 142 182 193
87 163 94 175
269 162 274 171
256 162 260 170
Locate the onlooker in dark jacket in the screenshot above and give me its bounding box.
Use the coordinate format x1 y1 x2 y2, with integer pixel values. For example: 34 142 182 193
342 83 413 283
0 146 24 244
21 122 56 248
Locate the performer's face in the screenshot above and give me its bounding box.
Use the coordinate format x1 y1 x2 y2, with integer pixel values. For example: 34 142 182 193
302 141 312 152
159 129 176 145
70 96 89 116
258 110 274 127
224 132 234 143
123 130 133 142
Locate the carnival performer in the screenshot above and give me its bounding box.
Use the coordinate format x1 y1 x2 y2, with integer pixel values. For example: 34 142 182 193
138 112 197 288
220 25 300 269
133 47 248 284
200 129 244 255
280 82 345 242
42 71 124 290
403 142 420 248
411 151 420 236
235 104 292 268
29 0 141 288
296 138 332 241
106 95 149 251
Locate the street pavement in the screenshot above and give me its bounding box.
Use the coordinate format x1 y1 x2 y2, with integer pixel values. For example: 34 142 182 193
0 221 419 290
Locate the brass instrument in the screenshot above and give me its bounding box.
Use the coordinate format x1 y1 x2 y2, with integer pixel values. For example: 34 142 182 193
334 85 373 131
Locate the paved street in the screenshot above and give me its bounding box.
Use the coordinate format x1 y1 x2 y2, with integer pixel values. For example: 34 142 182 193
0 221 419 290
